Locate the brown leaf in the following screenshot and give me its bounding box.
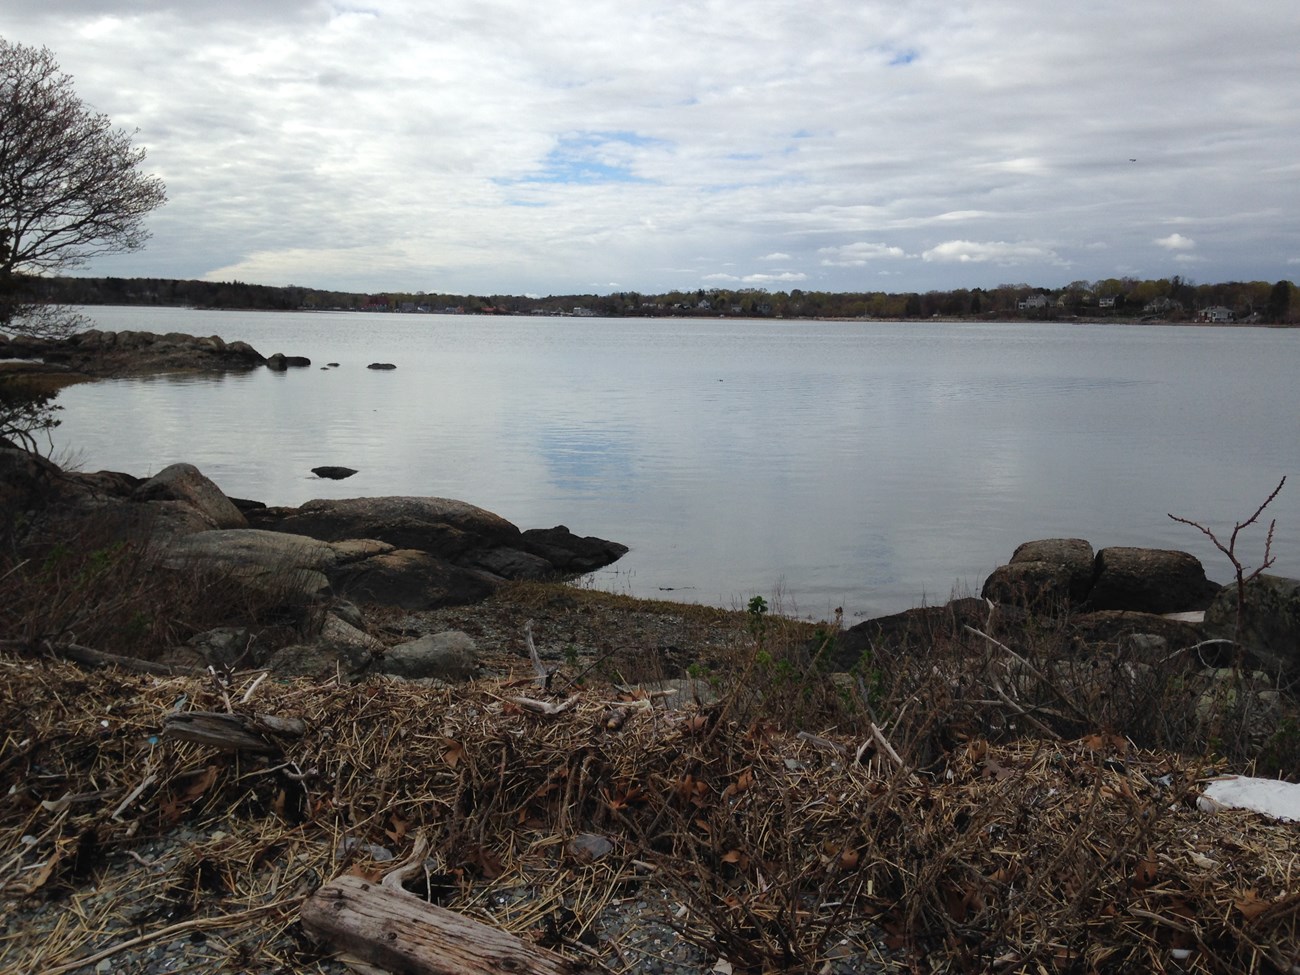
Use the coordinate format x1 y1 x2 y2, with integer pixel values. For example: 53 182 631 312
441 738 465 768
1132 853 1158 888
1235 890 1271 921
385 813 408 844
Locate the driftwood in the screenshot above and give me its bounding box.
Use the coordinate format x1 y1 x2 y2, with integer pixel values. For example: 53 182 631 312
161 710 307 752
0 638 208 677
302 874 582 975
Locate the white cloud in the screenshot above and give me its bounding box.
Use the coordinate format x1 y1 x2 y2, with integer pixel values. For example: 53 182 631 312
819 242 909 266
1155 233 1197 251
921 240 1062 266
742 271 808 284
1 0 1296 293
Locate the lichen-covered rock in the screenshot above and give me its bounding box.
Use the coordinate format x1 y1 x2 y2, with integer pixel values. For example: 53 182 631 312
1087 547 1220 614
1203 575 1300 680
132 463 248 531
376 631 478 681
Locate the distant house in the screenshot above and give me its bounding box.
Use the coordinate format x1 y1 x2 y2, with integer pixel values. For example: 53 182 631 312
1198 305 1236 323
1098 296 1117 309
1143 296 1181 314
1017 294 1049 311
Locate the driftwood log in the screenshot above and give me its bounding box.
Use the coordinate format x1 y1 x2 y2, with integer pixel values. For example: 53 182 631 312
302 874 581 975
161 710 307 752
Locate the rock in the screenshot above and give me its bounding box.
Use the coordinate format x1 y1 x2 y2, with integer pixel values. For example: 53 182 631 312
255 496 525 561
1 329 265 377
266 641 371 678
1087 547 1220 614
466 546 556 580
981 560 1074 611
311 466 358 480
317 613 385 655
162 528 338 598
330 549 501 610
1203 575 1300 680
266 352 312 370
132 463 248 531
184 627 262 668
1011 538 1095 601
326 599 368 631
520 525 631 573
366 362 397 370
0 446 62 529
1068 610 1204 654
376 631 478 681
830 597 990 672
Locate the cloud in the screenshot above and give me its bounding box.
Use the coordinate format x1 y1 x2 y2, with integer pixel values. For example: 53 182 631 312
1155 233 1197 251
921 241 1062 266
818 242 909 266
1 0 1297 293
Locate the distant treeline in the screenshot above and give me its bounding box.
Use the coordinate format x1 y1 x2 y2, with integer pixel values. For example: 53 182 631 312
23 273 1297 323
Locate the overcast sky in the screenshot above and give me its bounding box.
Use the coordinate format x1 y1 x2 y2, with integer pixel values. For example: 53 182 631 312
4 1 1298 297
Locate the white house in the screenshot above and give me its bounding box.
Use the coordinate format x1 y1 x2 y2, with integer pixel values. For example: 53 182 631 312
1198 305 1236 323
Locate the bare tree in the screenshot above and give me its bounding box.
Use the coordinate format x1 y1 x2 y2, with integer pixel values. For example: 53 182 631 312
0 38 167 338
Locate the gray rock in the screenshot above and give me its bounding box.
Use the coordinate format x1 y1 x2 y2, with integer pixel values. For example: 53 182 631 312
327 598 368 631
982 560 1074 610
1203 574 1300 680
317 613 385 654
256 496 525 560
265 352 312 370
1087 546 1220 614
467 546 556 580
519 525 630 573
185 627 260 668
266 641 372 678
1010 538 1095 602
162 528 339 598
132 463 248 531
377 631 478 681
311 466 357 480
329 549 500 609
366 362 397 370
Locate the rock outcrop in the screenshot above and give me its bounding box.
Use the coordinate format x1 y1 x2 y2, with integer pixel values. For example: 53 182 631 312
1 450 629 678
1203 575 1300 681
981 538 1221 615
1 329 266 377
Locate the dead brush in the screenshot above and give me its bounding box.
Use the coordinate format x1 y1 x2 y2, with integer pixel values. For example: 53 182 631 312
0 515 309 666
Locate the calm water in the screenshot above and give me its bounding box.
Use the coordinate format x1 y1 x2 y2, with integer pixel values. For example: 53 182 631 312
46 306 1300 621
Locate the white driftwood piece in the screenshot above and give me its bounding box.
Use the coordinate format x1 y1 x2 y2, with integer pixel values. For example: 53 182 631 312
302 874 579 975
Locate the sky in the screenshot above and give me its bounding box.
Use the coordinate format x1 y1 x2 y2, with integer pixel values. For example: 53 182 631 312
3 1 1299 297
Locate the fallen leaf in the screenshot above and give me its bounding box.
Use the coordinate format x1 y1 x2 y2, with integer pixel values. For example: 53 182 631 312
1235 890 1271 921
442 738 465 768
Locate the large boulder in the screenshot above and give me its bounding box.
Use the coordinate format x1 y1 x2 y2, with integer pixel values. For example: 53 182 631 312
4 330 266 377
982 538 1096 609
252 497 523 561
520 525 631 573
1087 547 1220 614
0 446 62 530
375 631 478 681
132 463 248 531
328 549 501 610
1203 575 1300 681
829 597 990 672
161 528 346 598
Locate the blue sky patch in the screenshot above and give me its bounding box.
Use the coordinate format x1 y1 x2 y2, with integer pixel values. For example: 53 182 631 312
505 131 669 186
889 49 919 66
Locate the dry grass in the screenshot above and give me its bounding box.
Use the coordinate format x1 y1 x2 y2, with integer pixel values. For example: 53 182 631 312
2 641 1298 975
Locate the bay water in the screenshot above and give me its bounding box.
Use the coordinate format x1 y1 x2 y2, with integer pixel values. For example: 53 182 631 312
46 306 1300 621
